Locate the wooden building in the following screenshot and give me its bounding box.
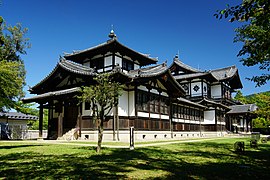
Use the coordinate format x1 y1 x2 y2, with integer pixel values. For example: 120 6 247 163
23 31 248 140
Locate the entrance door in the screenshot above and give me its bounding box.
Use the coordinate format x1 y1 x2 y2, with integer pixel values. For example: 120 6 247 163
63 105 78 133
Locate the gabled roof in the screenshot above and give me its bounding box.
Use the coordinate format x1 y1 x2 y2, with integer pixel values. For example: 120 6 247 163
30 58 96 94
172 61 243 89
129 63 186 97
64 39 158 66
169 57 201 74
227 104 258 114
0 112 38 120
210 65 243 89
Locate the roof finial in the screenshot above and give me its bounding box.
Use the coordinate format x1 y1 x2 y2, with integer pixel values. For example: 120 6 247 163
108 25 117 39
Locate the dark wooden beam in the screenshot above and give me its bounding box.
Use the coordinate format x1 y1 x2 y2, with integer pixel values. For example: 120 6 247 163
39 104 44 138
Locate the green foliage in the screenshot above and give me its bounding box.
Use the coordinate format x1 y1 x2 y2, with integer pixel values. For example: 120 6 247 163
0 16 30 111
0 61 25 111
252 117 269 128
215 0 270 86
28 109 48 130
78 73 123 119
233 90 247 104
77 73 123 152
235 90 270 128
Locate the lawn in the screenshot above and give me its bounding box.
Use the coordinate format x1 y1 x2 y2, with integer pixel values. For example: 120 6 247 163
0 138 269 179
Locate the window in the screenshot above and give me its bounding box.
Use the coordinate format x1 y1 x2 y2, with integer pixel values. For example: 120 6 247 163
136 90 169 115
90 58 104 70
122 59 134 71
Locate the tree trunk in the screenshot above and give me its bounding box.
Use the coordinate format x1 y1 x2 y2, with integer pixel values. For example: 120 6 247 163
96 116 104 153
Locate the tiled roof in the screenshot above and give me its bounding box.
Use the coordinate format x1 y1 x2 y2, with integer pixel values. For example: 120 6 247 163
23 87 80 103
227 104 258 114
0 112 38 120
64 39 158 65
59 58 95 75
128 63 185 95
210 65 238 81
30 58 95 91
128 63 168 78
174 72 209 80
177 97 207 108
171 58 201 73
197 98 230 109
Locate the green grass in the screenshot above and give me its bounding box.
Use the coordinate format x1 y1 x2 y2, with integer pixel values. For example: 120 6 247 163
0 138 269 179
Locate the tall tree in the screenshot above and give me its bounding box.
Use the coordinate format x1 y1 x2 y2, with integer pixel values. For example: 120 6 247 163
0 16 30 111
233 90 247 104
215 0 270 86
77 73 123 152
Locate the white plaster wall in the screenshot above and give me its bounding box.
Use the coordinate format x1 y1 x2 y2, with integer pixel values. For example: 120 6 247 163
211 84 221 98
161 115 169 120
138 112 149 118
191 82 202 97
203 110 215 124
150 113 159 119
105 56 112 67
128 91 135 116
115 56 122 66
150 89 159 95
161 91 168 97
138 85 148 92
118 91 129 116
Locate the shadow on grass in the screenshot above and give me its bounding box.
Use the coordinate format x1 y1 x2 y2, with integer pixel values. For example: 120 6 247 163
0 144 43 150
0 141 269 179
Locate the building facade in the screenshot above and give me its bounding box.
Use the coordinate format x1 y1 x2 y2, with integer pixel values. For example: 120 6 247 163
23 31 252 141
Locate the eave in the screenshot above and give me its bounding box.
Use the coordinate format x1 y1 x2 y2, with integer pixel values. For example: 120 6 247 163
64 39 158 66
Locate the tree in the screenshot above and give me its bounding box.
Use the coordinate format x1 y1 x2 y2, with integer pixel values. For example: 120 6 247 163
77 73 123 152
14 101 49 130
233 90 247 104
233 90 270 128
215 0 270 86
0 16 30 111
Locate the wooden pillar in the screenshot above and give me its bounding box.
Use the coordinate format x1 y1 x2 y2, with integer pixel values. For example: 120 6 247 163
58 112 63 137
169 97 173 138
113 106 116 141
39 103 44 138
116 103 120 141
77 104 82 138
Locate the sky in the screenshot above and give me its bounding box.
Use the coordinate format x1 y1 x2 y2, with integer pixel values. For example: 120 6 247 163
1 0 269 97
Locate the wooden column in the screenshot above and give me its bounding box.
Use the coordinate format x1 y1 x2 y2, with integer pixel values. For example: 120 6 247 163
169 97 173 138
77 104 82 138
39 103 44 138
113 106 116 141
58 112 63 137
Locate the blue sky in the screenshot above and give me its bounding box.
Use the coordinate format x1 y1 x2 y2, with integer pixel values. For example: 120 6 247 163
1 0 269 96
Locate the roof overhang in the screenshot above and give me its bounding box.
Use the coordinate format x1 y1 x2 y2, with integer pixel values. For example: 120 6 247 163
23 87 81 103
64 39 157 66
